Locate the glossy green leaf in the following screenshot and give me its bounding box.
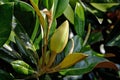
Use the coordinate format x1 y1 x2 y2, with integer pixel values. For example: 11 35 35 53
74 2 85 38
14 20 39 65
31 16 40 42
91 3 119 12
88 32 103 44
54 0 69 18
14 20 36 51
11 60 35 75
33 33 42 50
69 0 79 8
43 0 53 10
0 3 13 47
14 1 39 64
55 53 87 69
59 45 110 75
14 1 36 37
73 36 83 52
60 56 108 75
2 44 21 60
64 35 83 56
0 49 15 63
64 4 74 24
0 69 14 80
15 35 38 65
49 19 57 36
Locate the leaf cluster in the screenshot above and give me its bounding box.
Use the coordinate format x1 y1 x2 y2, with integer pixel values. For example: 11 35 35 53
0 0 120 80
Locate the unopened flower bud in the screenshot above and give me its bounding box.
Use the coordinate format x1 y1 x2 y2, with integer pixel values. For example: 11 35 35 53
50 20 69 53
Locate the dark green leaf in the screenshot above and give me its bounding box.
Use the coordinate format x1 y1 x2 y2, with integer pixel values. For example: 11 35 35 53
0 69 14 80
0 3 13 47
73 36 83 52
2 44 21 59
74 2 85 38
85 3 104 18
107 34 120 47
31 16 41 43
0 49 15 63
14 21 38 65
13 2 39 64
54 0 69 18
105 21 120 47
69 0 79 8
14 1 36 37
42 0 53 10
64 35 83 56
15 35 38 65
88 32 103 44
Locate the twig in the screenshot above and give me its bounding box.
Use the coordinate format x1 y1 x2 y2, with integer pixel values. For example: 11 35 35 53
46 51 57 68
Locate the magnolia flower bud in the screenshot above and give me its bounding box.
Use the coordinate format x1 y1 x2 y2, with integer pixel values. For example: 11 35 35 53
50 20 69 53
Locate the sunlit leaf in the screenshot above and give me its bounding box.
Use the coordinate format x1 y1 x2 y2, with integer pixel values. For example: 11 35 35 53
74 2 85 38
55 53 87 69
54 0 69 18
59 45 111 75
51 0 69 19
64 4 74 24
90 0 119 3
91 3 119 12
59 56 108 75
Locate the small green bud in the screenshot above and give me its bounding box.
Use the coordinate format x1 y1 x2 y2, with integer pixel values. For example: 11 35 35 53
11 60 35 75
